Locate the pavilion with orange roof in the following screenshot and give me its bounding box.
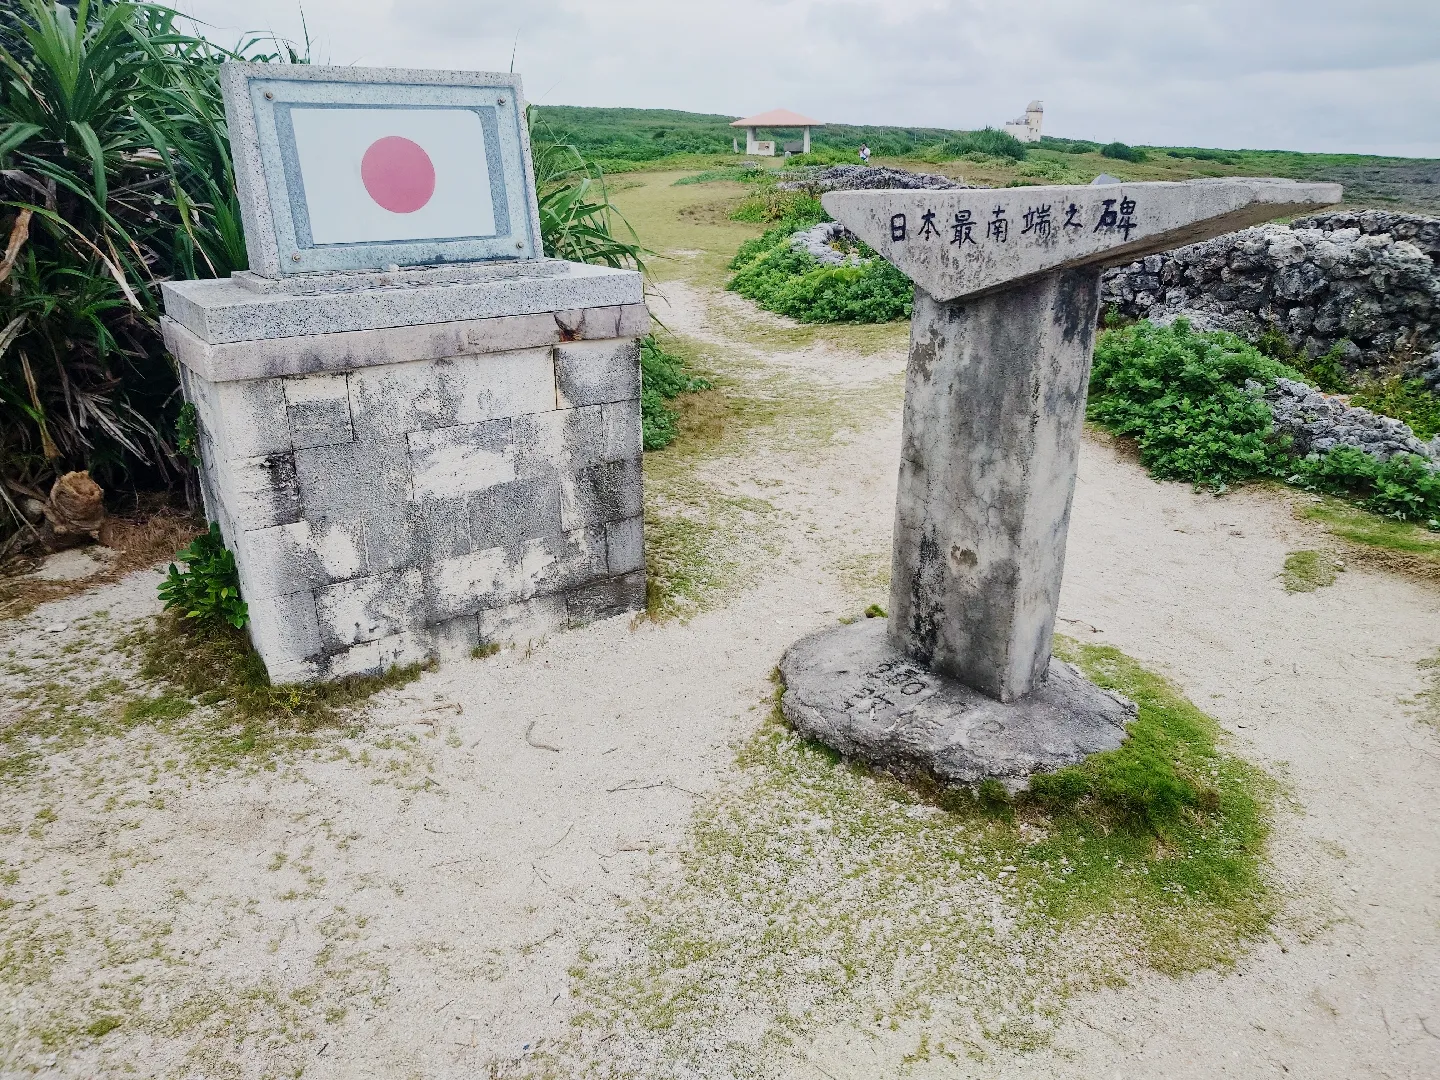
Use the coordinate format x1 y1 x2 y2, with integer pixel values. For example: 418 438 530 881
730 108 822 156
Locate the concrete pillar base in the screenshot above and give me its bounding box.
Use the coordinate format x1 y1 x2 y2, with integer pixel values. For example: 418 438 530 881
779 618 1135 790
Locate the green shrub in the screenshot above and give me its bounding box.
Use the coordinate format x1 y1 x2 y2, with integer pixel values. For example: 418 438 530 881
1089 320 1440 527
1290 448 1440 526
729 189 825 226
640 335 709 450
1039 136 1101 155
727 227 912 324
942 127 1027 162
781 149 853 167
1087 320 1296 487
0 0 271 537
158 522 248 628
1165 147 1241 166
1254 327 1353 393
1101 141 1147 163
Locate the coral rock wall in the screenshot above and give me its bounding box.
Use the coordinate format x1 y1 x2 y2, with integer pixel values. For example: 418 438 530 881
1102 210 1440 368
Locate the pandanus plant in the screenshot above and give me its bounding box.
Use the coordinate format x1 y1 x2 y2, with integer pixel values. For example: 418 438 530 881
0 0 285 546
0 3 649 550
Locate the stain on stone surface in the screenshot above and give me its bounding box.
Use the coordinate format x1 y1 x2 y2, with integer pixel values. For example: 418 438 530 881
949 545 978 570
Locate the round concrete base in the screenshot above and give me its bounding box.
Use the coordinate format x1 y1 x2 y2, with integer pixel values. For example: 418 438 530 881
778 619 1136 789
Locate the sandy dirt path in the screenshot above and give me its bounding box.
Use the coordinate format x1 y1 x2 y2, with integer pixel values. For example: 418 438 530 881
3 275 1438 1079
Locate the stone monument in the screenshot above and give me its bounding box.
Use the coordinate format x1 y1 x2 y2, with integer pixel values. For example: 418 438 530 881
162 66 648 683
780 178 1342 786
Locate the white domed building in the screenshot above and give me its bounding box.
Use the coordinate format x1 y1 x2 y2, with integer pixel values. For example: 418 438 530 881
1003 101 1043 143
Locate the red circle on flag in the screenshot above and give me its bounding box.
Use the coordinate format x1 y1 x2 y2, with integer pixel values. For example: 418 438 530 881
360 136 436 214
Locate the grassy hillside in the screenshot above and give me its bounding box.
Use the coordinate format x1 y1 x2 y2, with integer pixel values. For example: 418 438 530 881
534 105 972 164
531 105 1440 214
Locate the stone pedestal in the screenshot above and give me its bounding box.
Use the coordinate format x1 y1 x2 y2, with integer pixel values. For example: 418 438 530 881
779 178 1343 785
161 259 648 683
780 619 1133 788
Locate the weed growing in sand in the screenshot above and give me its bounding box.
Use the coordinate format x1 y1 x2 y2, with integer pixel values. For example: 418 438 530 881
563 639 1276 1072
1280 550 1343 592
640 334 711 450
1295 494 1440 583
158 523 248 629
130 612 427 771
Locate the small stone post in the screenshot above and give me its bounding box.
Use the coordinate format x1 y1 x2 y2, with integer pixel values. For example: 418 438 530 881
780 179 1341 785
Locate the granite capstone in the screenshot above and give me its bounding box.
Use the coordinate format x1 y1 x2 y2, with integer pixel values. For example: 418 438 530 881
160 259 641 346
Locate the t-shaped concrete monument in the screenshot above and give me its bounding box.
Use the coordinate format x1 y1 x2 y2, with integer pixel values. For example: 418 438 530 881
779 178 1342 786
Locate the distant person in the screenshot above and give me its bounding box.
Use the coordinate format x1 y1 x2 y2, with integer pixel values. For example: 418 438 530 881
859 144 871 165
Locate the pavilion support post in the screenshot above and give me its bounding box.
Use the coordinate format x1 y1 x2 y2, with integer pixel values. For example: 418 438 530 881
802 127 811 154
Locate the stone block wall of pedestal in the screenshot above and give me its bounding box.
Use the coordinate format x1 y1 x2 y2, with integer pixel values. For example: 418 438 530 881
162 261 648 683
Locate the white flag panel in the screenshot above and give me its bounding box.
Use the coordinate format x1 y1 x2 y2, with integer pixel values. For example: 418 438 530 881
289 106 498 246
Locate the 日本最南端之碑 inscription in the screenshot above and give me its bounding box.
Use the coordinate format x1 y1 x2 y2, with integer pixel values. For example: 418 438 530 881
780 179 1342 785
824 179 1340 304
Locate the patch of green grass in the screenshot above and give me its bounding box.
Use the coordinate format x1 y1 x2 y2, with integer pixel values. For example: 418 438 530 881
1294 494 1440 582
639 331 901 619
1417 653 1440 731
1350 376 1440 440
84 1015 122 1039
470 642 502 660
122 693 195 724
563 639 1275 1072
1279 550 1343 592
130 613 428 772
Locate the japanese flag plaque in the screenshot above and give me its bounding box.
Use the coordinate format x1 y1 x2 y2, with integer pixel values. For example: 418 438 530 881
778 177 1343 788
160 66 648 685
223 65 541 274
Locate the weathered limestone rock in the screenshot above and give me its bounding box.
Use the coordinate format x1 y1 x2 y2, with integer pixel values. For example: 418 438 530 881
779 179 1341 782
776 164 968 194
1102 209 1440 367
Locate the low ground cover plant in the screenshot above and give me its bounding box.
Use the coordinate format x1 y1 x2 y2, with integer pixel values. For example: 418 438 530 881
640 334 710 450
1088 320 1440 526
157 521 247 628
725 188 915 324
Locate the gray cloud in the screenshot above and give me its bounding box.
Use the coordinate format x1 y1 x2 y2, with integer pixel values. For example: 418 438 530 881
179 0 1439 156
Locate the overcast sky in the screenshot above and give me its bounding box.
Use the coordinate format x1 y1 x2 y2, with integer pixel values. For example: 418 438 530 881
177 0 1439 158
